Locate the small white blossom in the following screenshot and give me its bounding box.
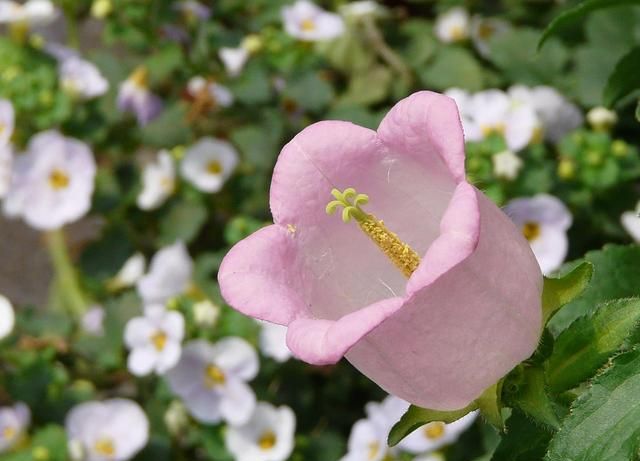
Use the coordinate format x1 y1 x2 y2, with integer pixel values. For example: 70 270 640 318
65 399 149 461
621 201 640 242
186 76 234 108
470 15 510 57
0 294 15 340
0 144 12 199
0 402 30 453
399 411 478 454
117 67 163 126
112 252 146 289
282 0 345 42
587 106 617 132
137 150 175 211
59 57 109 100
136 242 193 305
180 137 239 193
125 305 184 376
219 47 250 78
3 130 96 230
166 337 259 425
225 402 296 461
0 0 57 26
193 300 220 328
435 7 469 43
0 99 14 146
81 305 105 336
492 150 523 180
258 320 292 363
505 194 572 274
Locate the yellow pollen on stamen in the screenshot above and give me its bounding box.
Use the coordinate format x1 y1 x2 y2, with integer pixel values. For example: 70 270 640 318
424 421 446 440
206 160 223 175
2 426 16 440
300 19 315 31
258 430 277 450
367 441 380 460
151 331 167 351
326 188 421 278
522 221 541 241
204 364 226 388
49 169 70 190
94 438 116 457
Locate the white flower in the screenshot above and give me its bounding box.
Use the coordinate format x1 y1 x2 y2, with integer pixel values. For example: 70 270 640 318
399 411 478 454
180 137 239 193
112 252 146 288
124 305 184 376
492 150 523 180
0 144 12 199
65 399 149 461
0 99 14 146
165 337 259 425
621 201 640 242
3 130 96 230
0 0 57 26
81 305 105 335
504 194 572 274
193 300 220 328
258 321 292 363
137 150 175 210
0 402 30 453
219 47 250 78
136 242 193 305
340 1 381 18
59 57 109 100
225 402 296 461
186 76 234 108
470 15 510 57
435 7 469 43
0 294 14 340
117 67 163 126
587 106 617 132
282 0 345 42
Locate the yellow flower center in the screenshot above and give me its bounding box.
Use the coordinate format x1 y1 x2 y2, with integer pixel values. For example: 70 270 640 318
2 425 16 440
477 22 495 39
522 221 541 241
49 169 70 190
94 438 116 457
204 364 226 388
450 25 466 41
531 125 544 144
258 430 277 450
151 331 167 351
160 176 175 192
367 441 380 460
424 421 446 440
326 188 421 278
0 123 5 136
300 19 316 31
206 160 223 175
129 67 148 88
481 123 506 137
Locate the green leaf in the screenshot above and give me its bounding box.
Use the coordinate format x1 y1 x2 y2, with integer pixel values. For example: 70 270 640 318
158 199 208 246
139 103 189 148
507 366 562 429
229 63 272 105
388 402 478 447
538 0 640 50
542 261 594 325
418 47 485 91
476 382 504 430
545 348 640 461
144 44 183 84
340 65 392 106
546 298 640 393
636 99 640 122
282 72 334 112
603 46 640 107
491 411 553 461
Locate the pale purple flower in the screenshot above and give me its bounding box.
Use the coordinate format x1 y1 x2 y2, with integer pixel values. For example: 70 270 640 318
136 242 193 305
117 68 163 126
0 403 30 453
60 57 109 100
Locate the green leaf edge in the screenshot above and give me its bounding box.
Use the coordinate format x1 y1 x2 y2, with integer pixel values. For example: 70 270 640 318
542 261 594 325
603 46 640 107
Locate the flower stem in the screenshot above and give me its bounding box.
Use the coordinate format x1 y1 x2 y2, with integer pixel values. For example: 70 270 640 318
45 229 87 317
63 6 80 49
362 16 413 87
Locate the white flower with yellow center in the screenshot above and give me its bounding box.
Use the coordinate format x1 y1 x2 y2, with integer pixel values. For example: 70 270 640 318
282 0 345 42
219 46 250 78
165 338 259 425
0 402 30 453
0 144 12 199
621 201 640 243
0 99 14 146
399 411 478 454
124 304 184 376
0 294 15 340
59 57 109 100
65 399 149 461
3 130 96 230
435 7 470 43
186 76 234 108
0 0 57 26
225 402 296 461
470 15 509 57
137 150 175 211
258 320 292 363
180 137 239 193
492 150 523 181
136 242 193 305
117 67 163 126
504 194 572 274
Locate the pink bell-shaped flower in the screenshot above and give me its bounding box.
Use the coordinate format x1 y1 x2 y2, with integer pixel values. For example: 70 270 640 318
218 91 543 410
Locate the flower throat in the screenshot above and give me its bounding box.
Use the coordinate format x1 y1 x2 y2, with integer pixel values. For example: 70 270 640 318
326 187 421 278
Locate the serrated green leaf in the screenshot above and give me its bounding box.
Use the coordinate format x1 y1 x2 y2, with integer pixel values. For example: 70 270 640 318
546 298 640 393
476 382 504 430
603 46 640 107
507 366 562 429
388 402 478 447
542 261 594 325
538 0 640 50
491 411 553 461
545 348 640 461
